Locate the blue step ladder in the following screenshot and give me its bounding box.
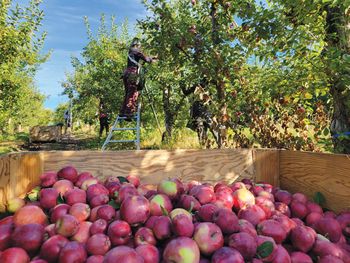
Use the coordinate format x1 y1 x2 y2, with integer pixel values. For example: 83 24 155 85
101 102 141 151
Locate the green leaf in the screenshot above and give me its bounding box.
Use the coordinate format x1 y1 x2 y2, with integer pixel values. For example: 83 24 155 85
113 191 119 198
160 205 169 216
108 200 120 209
323 128 330 136
26 186 41 201
313 192 326 206
117 176 129 184
257 241 274 259
57 194 65 204
188 201 194 214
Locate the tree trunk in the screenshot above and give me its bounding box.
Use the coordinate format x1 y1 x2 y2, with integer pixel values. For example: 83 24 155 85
162 86 174 142
325 6 350 153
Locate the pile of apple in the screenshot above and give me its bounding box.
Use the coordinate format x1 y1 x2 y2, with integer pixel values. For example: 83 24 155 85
1 166 350 263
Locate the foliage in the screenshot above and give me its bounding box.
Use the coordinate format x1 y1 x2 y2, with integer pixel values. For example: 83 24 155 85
138 0 341 151
62 15 132 126
0 0 50 135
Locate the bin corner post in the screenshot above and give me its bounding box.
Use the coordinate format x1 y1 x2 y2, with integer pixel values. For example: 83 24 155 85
7 152 44 205
252 149 280 187
0 154 11 212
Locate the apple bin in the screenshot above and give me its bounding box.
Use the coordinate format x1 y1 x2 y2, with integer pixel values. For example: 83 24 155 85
0 149 350 262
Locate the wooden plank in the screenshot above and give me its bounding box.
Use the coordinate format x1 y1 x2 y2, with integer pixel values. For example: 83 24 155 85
279 150 350 213
0 153 43 211
253 149 280 186
0 155 11 212
43 149 255 185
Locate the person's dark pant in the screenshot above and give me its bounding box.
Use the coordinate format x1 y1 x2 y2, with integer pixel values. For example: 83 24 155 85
99 117 109 137
194 118 220 148
120 67 139 117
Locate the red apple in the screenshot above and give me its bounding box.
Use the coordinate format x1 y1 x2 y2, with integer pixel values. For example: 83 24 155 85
126 174 140 187
191 185 215 205
0 223 13 251
157 180 179 200
238 219 257 238
64 188 86 205
120 195 150 226
40 171 58 187
105 181 121 198
54 214 79 237
153 216 172 240
228 232 257 260
134 227 156 246
69 203 90 222
178 194 201 212
290 225 316 253
39 188 59 210
96 205 115 222
0 247 30 263
238 205 266 226
149 194 173 216
232 187 255 211
75 172 94 188
107 220 132 246
290 251 313 263
40 235 69 263
274 190 292 205
57 166 79 183
90 219 108 235
89 194 109 208
86 255 104 263
257 219 287 244
271 245 291 263
135 244 160 263
104 246 144 263
117 183 138 203
290 200 308 219
193 222 224 256
71 221 92 243
172 213 194 237
13 205 47 226
86 184 109 202
198 204 219 222
256 235 278 262
53 180 74 196
163 237 200 263
11 223 45 255
315 217 342 243
81 179 99 191
86 234 111 255
212 208 239 234
50 204 70 223
58 241 87 263
211 247 244 263
274 202 291 217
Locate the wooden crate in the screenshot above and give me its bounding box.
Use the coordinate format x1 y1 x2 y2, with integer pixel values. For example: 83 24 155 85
0 149 349 213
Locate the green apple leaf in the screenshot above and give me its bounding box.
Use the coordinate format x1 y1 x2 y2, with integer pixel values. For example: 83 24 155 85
57 194 65 204
257 241 274 259
117 176 129 184
160 205 169 216
313 192 326 206
108 200 120 209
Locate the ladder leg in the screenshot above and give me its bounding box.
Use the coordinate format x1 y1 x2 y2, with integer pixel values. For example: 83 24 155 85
136 102 141 150
102 115 120 151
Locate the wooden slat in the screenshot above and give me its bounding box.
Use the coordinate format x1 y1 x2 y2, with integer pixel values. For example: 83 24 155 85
0 155 11 212
43 149 255 185
279 150 350 213
0 153 43 211
253 149 280 187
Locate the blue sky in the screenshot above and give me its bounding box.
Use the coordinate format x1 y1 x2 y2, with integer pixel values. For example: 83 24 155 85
16 0 147 110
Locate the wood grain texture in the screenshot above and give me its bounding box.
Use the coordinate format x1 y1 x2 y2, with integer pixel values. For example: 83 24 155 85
253 149 280 186
43 149 255 185
0 153 43 210
279 150 350 213
0 155 11 212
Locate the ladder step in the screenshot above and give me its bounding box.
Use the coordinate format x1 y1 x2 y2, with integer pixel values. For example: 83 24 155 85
112 128 137 131
109 140 137 143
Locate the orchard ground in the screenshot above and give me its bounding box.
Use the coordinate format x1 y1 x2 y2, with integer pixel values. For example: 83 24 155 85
0 125 333 155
